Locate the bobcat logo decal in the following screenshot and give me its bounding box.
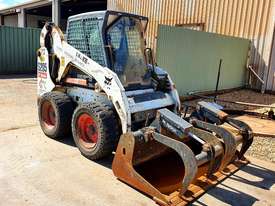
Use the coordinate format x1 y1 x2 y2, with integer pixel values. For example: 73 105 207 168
104 76 113 86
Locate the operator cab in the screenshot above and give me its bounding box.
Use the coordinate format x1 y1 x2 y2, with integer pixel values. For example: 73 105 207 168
66 10 158 91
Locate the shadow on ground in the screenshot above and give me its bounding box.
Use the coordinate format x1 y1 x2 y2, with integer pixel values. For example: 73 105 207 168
230 163 275 190
57 135 76 147
192 161 275 206
56 134 114 169
0 74 36 79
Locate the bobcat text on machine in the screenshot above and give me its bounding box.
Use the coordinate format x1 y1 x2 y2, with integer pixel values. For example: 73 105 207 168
37 10 253 205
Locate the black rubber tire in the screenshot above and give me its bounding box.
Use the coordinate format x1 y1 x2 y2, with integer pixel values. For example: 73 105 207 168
72 101 120 160
38 91 74 139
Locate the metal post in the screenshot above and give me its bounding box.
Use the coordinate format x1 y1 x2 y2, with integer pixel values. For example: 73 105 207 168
52 0 61 26
214 59 222 102
18 8 26 28
0 15 4 26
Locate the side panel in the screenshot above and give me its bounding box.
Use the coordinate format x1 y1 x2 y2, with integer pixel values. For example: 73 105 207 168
156 25 250 96
37 47 55 96
66 87 111 105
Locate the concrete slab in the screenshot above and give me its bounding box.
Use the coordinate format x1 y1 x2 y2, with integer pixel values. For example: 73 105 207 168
194 157 275 206
0 126 155 206
0 75 37 133
0 76 275 206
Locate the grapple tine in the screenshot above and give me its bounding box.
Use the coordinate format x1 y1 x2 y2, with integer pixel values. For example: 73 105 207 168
191 119 237 170
189 127 224 175
226 117 254 159
152 132 198 195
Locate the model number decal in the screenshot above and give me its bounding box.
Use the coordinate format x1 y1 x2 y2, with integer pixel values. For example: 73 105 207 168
76 52 88 64
37 62 47 78
38 62 47 72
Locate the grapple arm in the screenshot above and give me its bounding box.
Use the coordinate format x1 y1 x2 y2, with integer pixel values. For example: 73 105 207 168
194 101 254 159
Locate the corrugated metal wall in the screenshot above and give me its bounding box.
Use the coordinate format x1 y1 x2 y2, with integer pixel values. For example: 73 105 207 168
0 26 41 74
108 0 275 90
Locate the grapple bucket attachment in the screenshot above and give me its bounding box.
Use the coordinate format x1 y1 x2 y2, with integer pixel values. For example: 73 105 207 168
112 108 252 205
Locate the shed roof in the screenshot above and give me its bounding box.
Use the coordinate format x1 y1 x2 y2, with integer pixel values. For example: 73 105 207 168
0 0 51 14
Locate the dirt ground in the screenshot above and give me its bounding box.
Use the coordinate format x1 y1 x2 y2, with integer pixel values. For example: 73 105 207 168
0 75 275 206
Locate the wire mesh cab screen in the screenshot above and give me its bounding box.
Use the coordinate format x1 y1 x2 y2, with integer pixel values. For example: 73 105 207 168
106 16 151 88
67 17 106 66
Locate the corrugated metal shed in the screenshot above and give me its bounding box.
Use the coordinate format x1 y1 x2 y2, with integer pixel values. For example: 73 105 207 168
108 0 275 91
0 26 40 74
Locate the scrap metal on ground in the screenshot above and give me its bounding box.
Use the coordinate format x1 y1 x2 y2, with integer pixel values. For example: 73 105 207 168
185 93 275 138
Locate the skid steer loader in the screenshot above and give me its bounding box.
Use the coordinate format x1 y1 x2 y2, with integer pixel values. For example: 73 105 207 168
37 10 253 205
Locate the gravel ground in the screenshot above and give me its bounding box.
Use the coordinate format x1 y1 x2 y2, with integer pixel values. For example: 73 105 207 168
184 89 275 163
246 136 275 163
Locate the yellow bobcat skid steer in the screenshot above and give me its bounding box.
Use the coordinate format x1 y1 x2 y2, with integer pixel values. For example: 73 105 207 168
37 10 253 205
